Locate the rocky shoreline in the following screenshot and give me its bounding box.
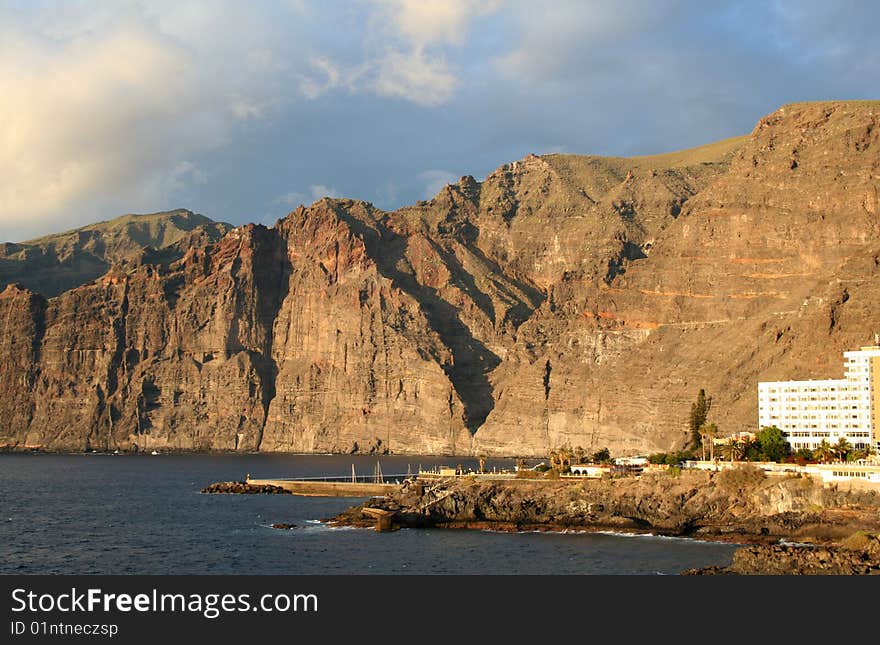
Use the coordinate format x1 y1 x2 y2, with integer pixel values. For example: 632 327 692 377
325 469 880 574
683 532 880 575
201 481 291 495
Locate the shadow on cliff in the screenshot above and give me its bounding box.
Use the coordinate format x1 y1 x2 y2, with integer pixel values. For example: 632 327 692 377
238 227 292 449
332 206 500 433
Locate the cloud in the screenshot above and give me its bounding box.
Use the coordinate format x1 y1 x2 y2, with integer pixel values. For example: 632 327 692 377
0 0 509 241
373 50 459 106
356 0 503 105
262 183 342 226
419 170 459 199
3 1 879 244
300 56 344 99
274 184 341 208
0 0 309 241
372 0 502 48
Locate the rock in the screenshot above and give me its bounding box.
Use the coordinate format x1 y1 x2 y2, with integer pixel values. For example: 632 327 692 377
1 102 880 455
686 534 880 575
330 471 880 555
0 209 230 298
201 481 290 495
270 523 298 530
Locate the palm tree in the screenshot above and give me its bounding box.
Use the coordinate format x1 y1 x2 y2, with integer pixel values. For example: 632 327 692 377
699 423 718 461
557 446 572 472
814 440 834 464
848 449 866 463
834 437 852 463
721 439 745 462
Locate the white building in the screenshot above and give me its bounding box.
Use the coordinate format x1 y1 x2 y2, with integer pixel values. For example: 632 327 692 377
567 464 612 478
758 345 880 452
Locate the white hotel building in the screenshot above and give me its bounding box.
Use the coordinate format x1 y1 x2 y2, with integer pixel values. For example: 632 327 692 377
757 345 880 452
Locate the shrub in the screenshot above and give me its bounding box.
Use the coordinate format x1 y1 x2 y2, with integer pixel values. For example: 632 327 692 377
715 464 766 491
756 425 789 462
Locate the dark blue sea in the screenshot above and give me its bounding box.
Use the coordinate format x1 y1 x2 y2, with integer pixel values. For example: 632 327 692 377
0 454 736 575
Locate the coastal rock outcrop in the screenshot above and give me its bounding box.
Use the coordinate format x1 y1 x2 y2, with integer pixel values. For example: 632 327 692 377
201 481 291 495
684 532 880 575
2 101 880 455
328 470 880 544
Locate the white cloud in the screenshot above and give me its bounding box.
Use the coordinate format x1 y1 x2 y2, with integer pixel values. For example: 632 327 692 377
300 56 344 99
264 183 342 226
308 184 341 200
274 184 341 209
419 170 459 199
1 22 192 236
354 0 503 105
0 1 309 241
4 0 876 243
372 0 502 49
373 49 459 106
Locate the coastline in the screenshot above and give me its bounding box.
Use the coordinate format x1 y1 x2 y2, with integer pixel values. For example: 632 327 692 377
323 470 880 573
0 446 540 460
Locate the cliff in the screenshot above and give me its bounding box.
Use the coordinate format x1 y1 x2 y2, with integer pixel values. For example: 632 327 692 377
1 101 879 455
0 209 231 297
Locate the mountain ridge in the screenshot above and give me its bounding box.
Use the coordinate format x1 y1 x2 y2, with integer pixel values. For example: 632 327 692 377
0 209 231 298
1 100 878 456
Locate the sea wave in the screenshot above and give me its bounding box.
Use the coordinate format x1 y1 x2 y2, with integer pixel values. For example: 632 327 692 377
303 519 367 531
477 527 737 545
594 530 745 545
778 539 815 547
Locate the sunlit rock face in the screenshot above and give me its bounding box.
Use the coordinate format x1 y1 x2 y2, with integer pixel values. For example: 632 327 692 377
1 101 879 456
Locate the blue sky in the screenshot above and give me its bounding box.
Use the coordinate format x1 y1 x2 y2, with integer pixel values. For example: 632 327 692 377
1 0 878 241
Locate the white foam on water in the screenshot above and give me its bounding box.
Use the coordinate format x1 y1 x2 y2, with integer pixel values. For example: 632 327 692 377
778 539 815 547
302 519 366 531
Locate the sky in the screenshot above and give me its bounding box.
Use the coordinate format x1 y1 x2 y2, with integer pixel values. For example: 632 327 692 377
1 0 878 241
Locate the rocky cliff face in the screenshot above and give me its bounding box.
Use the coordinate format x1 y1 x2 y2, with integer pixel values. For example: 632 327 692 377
1 101 879 455
0 209 230 297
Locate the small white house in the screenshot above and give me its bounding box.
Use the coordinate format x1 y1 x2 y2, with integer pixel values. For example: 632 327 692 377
568 464 612 478
613 456 649 467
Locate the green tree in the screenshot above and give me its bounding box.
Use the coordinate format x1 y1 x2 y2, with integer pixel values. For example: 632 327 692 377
721 440 746 462
699 422 719 461
591 447 611 464
848 449 866 462
558 446 572 473
756 425 789 462
814 440 834 464
743 437 762 462
665 451 687 466
834 437 852 463
689 389 713 451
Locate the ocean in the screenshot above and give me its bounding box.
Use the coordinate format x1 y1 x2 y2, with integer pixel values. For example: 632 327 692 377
0 453 736 575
